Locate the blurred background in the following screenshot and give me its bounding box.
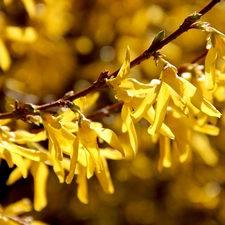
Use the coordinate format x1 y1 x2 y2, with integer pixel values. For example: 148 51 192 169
1 0 225 224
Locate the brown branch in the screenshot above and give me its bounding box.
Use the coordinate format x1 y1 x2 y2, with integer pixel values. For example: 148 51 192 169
0 0 221 120
86 101 123 120
191 49 208 64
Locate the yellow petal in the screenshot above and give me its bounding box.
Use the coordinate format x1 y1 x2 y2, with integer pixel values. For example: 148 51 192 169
161 64 221 117
0 38 11 71
2 142 47 162
145 107 175 139
0 119 11 126
10 153 29 178
84 150 96 179
119 78 155 96
148 82 171 135
44 123 63 161
3 198 32 215
95 156 114 194
49 140 64 183
115 87 133 102
7 159 31 185
121 103 138 155
94 128 125 156
205 47 217 90
191 132 218 166
79 120 102 174
164 82 188 115
12 130 47 144
166 115 190 163
158 135 171 172
132 85 159 123
60 126 76 155
66 137 79 184
214 86 225 102
100 148 125 160
107 46 130 87
31 162 49 211
193 124 220 136
179 77 221 118
77 146 87 167
21 0 36 18
0 148 13 167
214 31 225 60
215 71 225 85
76 165 88 204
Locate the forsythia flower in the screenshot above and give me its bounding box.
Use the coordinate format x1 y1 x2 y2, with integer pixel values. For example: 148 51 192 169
0 125 49 211
205 28 225 90
0 198 49 225
108 46 221 171
41 93 125 203
107 47 174 154
158 107 220 171
72 148 123 204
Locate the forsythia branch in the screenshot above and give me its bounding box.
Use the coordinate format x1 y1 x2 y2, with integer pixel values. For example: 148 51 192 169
0 0 221 121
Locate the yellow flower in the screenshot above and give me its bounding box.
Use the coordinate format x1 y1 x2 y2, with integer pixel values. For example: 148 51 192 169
0 198 49 224
0 123 49 211
160 64 221 117
74 118 124 181
158 134 172 172
141 63 220 137
6 160 49 212
205 28 225 90
107 46 160 154
42 92 125 204
75 148 121 204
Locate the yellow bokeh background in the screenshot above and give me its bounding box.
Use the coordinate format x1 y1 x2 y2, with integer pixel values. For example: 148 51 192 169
1 0 225 225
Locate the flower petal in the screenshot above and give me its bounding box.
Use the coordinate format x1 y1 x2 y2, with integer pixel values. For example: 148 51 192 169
191 132 218 166
158 135 171 172
132 85 159 123
49 140 64 183
94 128 125 156
66 137 79 184
12 130 47 144
164 82 188 115
95 156 114 194
31 162 49 211
3 198 32 215
76 165 88 204
7 159 31 185
179 77 221 117
79 119 103 175
205 47 217 90
2 142 47 162
108 46 130 87
148 82 171 135
145 107 175 139
121 103 138 155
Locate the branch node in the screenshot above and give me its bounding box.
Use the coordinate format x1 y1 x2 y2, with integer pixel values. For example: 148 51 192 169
180 12 202 31
94 70 110 87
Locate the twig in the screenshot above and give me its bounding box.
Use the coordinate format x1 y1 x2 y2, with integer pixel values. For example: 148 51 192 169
86 101 123 120
191 49 208 64
0 0 221 120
